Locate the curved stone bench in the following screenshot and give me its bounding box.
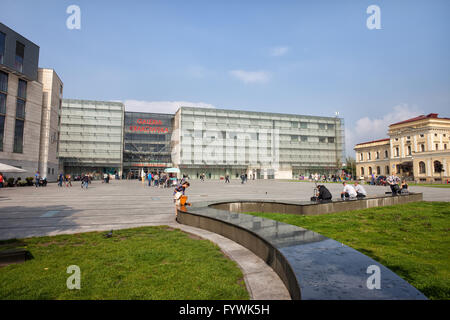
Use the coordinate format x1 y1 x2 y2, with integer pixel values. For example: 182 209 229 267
176 194 427 300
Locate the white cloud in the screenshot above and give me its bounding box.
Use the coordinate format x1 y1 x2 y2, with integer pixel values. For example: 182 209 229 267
229 70 270 84
270 46 289 57
123 100 215 114
345 104 423 157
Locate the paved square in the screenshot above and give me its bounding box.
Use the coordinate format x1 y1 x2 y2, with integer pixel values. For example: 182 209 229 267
0 179 448 240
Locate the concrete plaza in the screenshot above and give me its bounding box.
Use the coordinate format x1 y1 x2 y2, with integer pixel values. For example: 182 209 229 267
0 179 448 240
0 179 448 299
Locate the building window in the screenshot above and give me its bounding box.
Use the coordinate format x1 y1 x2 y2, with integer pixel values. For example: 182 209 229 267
395 138 398 141
361 167 364 176
291 135 298 142
13 119 24 153
300 122 307 129
385 166 390 175
319 123 326 130
18 80 27 99
15 41 25 73
327 124 334 130
319 137 326 143
300 136 308 142
435 144 439 150
369 167 372 175
13 80 26 153
376 151 380 159
291 121 298 128
16 98 25 118
0 71 7 93
407 145 411 155
445 144 447 150
367 152 371 160
420 134 424 138
0 111 5 152
360 153 363 161
328 137 335 143
376 166 380 175
434 161 443 173
385 150 388 158
395 147 399 157
419 161 426 174
421 144 425 152
0 32 5 64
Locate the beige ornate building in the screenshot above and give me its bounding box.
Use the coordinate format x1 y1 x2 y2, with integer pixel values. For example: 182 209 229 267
355 113 450 183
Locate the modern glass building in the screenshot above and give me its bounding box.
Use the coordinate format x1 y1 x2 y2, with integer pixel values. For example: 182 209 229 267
123 111 173 178
171 107 345 179
58 99 124 178
56 102 345 180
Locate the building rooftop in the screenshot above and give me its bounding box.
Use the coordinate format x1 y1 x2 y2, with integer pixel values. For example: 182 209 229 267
389 113 450 127
355 138 390 147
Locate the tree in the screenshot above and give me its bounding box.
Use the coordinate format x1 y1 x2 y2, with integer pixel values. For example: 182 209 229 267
344 156 357 179
434 161 444 184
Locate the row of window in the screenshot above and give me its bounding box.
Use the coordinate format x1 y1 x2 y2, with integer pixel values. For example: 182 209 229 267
393 133 447 141
360 160 444 176
0 31 25 72
360 142 449 161
0 71 27 153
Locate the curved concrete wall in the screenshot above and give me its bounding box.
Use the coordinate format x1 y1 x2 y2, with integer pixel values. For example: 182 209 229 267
210 193 423 216
176 194 427 300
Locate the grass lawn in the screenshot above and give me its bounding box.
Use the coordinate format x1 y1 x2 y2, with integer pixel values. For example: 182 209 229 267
408 183 450 188
0 226 249 300
245 201 450 300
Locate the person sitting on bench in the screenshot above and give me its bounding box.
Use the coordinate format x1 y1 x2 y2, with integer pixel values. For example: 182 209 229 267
387 174 401 196
341 181 357 199
317 185 332 202
354 181 367 198
400 179 409 194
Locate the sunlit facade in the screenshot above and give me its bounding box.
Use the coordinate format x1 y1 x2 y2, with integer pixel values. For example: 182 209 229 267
58 99 124 177
171 107 345 179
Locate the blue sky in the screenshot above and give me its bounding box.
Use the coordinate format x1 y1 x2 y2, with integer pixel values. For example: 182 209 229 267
1 0 449 156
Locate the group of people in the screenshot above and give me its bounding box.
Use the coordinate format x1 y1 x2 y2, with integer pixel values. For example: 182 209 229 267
314 173 409 202
305 173 353 183
314 181 368 201
146 172 173 188
386 174 409 195
58 173 73 187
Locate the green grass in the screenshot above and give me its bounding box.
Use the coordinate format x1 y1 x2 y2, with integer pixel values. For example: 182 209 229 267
245 201 450 300
408 183 450 188
0 226 249 300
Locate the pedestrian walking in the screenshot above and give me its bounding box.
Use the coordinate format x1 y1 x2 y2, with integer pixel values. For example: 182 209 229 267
35 171 40 187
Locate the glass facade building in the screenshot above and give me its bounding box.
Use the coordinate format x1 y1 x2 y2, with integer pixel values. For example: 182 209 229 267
56 102 346 180
123 111 173 178
172 107 345 179
58 99 124 178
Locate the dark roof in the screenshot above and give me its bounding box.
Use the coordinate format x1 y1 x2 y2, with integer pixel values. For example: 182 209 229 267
355 138 390 147
389 113 450 126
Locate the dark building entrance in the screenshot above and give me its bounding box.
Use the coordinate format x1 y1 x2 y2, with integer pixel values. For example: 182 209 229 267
123 111 174 178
